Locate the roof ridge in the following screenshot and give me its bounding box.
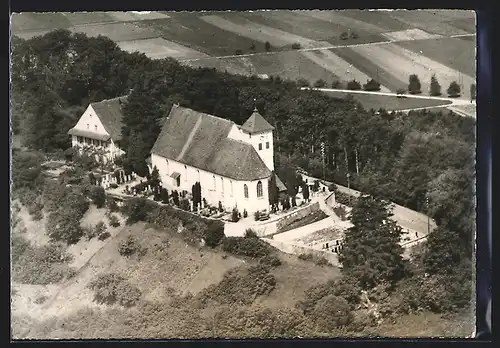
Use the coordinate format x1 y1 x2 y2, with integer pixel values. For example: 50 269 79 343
176 105 235 126
91 95 128 104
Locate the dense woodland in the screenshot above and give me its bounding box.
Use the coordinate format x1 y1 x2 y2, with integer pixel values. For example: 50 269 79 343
11 29 475 333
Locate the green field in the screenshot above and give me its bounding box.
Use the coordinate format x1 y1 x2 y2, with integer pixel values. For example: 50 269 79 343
397 37 476 77
339 10 411 31
330 47 407 92
221 11 387 45
137 14 268 56
11 13 70 32
322 90 452 111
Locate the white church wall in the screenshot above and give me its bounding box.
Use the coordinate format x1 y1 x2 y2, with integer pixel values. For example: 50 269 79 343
151 153 270 214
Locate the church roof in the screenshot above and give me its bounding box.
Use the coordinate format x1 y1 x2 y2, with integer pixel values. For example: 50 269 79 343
151 105 272 181
89 96 127 141
240 108 275 134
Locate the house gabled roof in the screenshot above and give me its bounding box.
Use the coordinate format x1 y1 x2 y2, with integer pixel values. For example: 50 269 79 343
151 105 272 181
89 96 127 141
240 107 275 134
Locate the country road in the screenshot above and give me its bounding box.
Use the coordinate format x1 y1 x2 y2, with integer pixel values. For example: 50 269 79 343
302 87 475 105
180 33 476 62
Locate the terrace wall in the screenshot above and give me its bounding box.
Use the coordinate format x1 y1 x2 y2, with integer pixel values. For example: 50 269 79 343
275 202 320 231
263 238 341 267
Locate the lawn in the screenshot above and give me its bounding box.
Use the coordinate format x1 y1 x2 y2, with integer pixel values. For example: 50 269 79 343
137 14 266 56
397 37 476 77
322 90 452 112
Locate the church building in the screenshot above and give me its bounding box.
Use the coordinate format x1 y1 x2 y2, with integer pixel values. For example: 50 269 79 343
149 104 284 214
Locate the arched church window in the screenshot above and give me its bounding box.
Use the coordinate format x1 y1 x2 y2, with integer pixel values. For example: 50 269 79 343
244 184 249 198
257 181 263 198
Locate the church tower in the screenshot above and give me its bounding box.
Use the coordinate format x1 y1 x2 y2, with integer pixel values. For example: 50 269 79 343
240 107 275 171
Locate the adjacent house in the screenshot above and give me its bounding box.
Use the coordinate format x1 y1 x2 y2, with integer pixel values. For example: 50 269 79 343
149 104 284 214
67 96 126 162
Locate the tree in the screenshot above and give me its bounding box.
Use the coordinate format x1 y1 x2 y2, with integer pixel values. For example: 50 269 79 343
264 41 271 52
340 32 349 40
350 31 359 39
160 188 170 204
89 186 106 208
11 151 44 190
312 295 352 331
408 74 422 94
338 195 407 289
291 42 301 50
249 43 256 51
268 172 279 211
430 74 441 96
149 166 161 194
470 83 476 101
302 183 310 201
447 81 461 98
296 78 310 88
363 78 381 91
313 79 326 88
347 80 361 90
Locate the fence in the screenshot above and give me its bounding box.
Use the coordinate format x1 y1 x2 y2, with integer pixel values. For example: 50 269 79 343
263 238 341 267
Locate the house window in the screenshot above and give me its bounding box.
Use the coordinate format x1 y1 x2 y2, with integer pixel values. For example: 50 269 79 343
184 165 188 181
257 181 263 198
77 136 83 143
258 143 262 151
244 184 249 199
94 125 98 131
266 142 270 149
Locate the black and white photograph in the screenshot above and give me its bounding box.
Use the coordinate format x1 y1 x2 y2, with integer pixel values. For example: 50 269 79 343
10 9 477 339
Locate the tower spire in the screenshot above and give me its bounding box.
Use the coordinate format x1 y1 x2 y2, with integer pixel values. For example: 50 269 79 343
253 98 258 112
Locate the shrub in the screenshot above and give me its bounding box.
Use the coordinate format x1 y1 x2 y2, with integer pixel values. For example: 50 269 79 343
298 253 314 261
218 201 223 212
197 265 276 306
350 31 358 39
204 222 225 248
312 295 353 331
331 80 341 89
222 237 272 258
98 231 111 241
333 206 348 220
347 80 361 90
34 295 48 304
234 49 243 55
259 254 282 268
264 41 271 51
447 81 461 97
363 78 381 91
118 235 142 257
340 32 349 40
122 197 157 225
160 188 169 204
109 183 118 189
244 228 258 238
254 211 261 221
408 74 422 94
231 208 239 222
313 79 327 88
296 78 310 87
88 273 141 307
89 186 106 208
106 196 120 212
315 257 330 266
108 214 120 227
291 42 301 50
243 209 248 218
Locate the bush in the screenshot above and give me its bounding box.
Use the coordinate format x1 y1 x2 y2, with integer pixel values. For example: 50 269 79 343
347 80 361 90
243 209 248 218
231 208 239 222
160 188 170 204
259 254 282 268
244 228 258 238
98 231 111 241
234 49 243 55
350 31 358 39
298 253 314 261
340 32 349 40
108 214 120 227
218 201 223 212
118 235 144 257
222 237 272 258
447 81 461 98
122 197 157 225
264 41 271 51
254 211 261 221
313 79 327 88
291 42 301 50
88 273 141 307
204 222 225 248
89 186 106 208
106 196 120 212
315 257 330 266
408 74 422 94
109 183 118 189
333 206 348 220
363 78 381 91
180 198 190 211
312 295 353 331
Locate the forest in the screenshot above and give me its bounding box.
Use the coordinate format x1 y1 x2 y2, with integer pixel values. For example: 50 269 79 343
11 29 475 319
